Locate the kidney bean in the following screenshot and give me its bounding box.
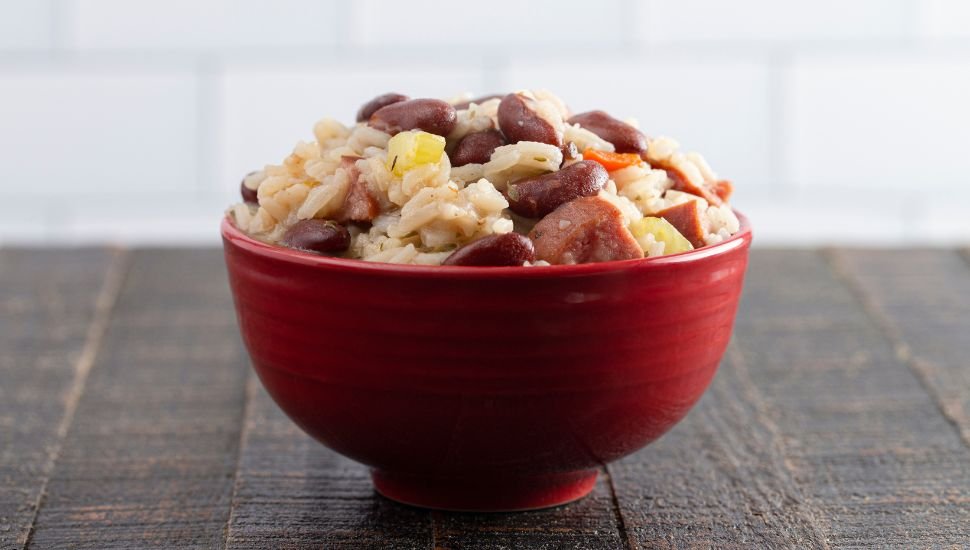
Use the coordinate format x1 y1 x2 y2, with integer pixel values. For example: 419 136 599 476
368 98 457 137
529 196 643 265
452 93 504 110
280 219 351 254
498 92 562 147
568 110 647 155
506 160 608 218
443 233 535 266
561 141 581 166
240 172 259 204
450 129 507 166
356 92 409 123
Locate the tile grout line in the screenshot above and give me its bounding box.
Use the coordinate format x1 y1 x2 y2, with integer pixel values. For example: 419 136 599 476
20 247 131 549
603 465 637 550
766 48 790 190
822 248 970 450
49 0 71 55
222 372 259 550
195 56 222 202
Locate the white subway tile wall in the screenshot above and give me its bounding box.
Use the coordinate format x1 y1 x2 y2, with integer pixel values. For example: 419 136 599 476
0 0 52 49
786 55 970 191
0 0 967 245
639 0 913 42
919 0 970 38
350 0 626 47
70 0 341 50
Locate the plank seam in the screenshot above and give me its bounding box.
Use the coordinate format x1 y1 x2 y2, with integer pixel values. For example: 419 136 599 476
223 372 259 549
20 248 131 549
959 248 970 269
823 248 970 450
431 510 441 550
603 465 637 550
725 343 833 549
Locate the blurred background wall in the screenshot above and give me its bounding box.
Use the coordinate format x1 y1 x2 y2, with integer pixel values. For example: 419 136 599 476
1 0 968 245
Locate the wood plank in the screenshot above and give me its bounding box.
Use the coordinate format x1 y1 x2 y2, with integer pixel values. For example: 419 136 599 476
829 249 970 447
608 343 830 548
732 250 969 547
26 250 250 549
225 376 625 549
0 248 122 550
225 377 433 549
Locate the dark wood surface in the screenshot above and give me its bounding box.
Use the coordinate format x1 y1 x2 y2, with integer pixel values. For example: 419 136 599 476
2 248 969 549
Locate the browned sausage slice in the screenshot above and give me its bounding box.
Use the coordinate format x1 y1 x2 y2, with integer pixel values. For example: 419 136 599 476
335 156 380 223
529 196 643 265
654 201 707 249
653 158 723 206
713 179 733 203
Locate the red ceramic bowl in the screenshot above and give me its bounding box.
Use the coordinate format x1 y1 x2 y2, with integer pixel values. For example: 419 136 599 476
221 214 752 511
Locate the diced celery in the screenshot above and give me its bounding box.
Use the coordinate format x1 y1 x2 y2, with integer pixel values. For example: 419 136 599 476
385 131 446 177
630 217 694 255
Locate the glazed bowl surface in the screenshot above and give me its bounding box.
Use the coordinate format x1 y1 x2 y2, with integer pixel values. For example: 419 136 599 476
221 214 752 511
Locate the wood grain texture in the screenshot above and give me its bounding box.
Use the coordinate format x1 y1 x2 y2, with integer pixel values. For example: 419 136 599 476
225 377 434 549
731 250 970 547
828 249 970 447
225 375 625 549
25 250 249 549
607 343 830 549
6 247 970 549
0 248 122 550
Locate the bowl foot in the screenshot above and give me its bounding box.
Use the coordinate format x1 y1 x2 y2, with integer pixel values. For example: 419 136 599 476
371 468 598 512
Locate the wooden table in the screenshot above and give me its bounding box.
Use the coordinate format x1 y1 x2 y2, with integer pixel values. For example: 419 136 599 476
2 248 969 549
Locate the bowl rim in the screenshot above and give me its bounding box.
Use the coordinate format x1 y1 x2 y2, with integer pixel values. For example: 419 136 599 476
221 211 751 279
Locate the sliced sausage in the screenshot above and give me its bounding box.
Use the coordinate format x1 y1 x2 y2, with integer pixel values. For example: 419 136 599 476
713 179 734 203
568 110 647 155
335 156 379 223
507 160 607 218
653 159 723 206
654 201 707 249
529 196 643 265
443 233 535 266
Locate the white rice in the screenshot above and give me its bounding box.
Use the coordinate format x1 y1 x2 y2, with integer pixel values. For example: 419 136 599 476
564 123 614 153
228 88 742 265
483 141 562 190
448 98 500 141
